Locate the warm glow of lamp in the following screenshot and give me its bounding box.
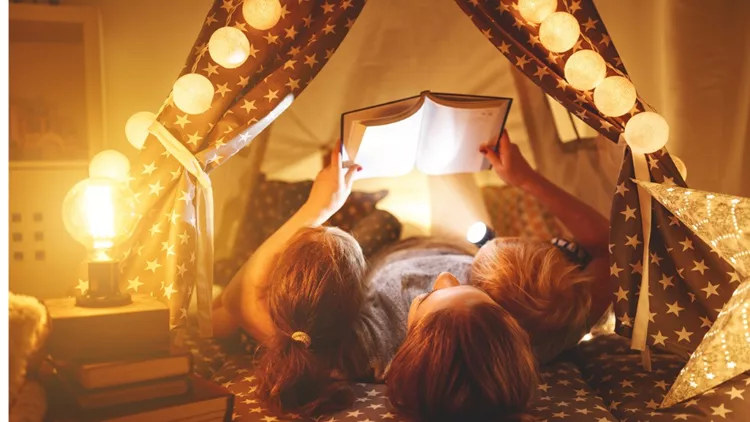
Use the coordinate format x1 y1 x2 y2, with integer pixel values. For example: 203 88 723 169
593 76 636 117
564 50 606 91
624 111 669 154
62 177 139 307
125 111 156 150
209 26 251 69
539 12 580 53
173 73 215 115
671 155 687 181
243 0 282 30
518 0 557 24
89 150 130 183
466 222 496 247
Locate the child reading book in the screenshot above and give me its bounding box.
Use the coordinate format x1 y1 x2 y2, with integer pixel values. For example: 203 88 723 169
341 91 512 179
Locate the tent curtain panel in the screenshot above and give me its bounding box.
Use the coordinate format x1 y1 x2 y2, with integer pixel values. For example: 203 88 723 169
453 0 740 362
122 0 367 337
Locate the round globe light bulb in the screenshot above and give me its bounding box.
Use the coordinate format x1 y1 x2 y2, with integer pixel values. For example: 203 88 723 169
89 150 131 183
173 73 215 115
671 155 687 181
539 12 580 53
518 0 557 24
62 177 138 261
209 26 251 69
593 76 637 117
564 50 607 91
243 0 282 31
125 111 156 150
624 111 669 154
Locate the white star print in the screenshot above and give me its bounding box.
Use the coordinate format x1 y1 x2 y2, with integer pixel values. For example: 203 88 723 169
284 25 298 39
701 281 719 298
263 32 279 44
175 114 191 128
668 215 680 226
145 259 161 273
323 23 336 35
148 180 164 196
142 162 157 175
726 387 745 400
666 301 685 316
516 55 530 69
176 262 188 278
618 313 633 327
692 259 709 275
621 205 637 221
149 223 161 236
674 327 693 342
264 89 279 102
304 54 318 67
533 66 548 80
163 283 176 300
650 252 663 266
203 62 219 77
127 276 143 292
215 83 231 97
237 75 249 88
615 182 630 196
625 234 642 249
651 331 668 346
711 403 732 418
610 263 624 277
679 238 694 251
657 274 674 289
630 260 643 274
497 41 511 54
615 287 629 302
75 279 89 294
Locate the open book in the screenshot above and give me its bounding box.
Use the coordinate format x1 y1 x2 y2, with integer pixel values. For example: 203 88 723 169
340 91 512 179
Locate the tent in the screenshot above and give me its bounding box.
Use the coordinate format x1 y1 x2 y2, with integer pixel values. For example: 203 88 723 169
99 0 747 408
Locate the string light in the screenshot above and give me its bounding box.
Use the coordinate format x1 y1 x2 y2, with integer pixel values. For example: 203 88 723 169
564 50 607 91
125 111 156 150
243 0 282 30
172 73 215 115
517 0 557 24
539 12 580 53
208 26 251 69
594 76 637 117
624 111 669 154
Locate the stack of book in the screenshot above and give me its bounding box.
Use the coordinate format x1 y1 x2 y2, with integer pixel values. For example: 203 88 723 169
43 295 234 422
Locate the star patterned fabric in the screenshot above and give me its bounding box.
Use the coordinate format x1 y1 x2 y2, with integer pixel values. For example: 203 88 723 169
120 0 367 337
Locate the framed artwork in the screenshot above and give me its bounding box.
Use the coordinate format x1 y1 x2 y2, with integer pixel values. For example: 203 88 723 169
9 3 104 166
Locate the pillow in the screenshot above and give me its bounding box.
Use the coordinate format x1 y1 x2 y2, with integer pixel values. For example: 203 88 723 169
215 173 389 286
8 292 49 407
482 185 563 239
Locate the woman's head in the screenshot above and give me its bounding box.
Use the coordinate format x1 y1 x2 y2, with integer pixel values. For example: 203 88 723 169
471 237 593 333
255 226 367 416
387 273 538 422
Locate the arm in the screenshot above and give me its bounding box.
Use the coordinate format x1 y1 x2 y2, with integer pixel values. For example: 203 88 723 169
212 145 361 338
481 132 613 323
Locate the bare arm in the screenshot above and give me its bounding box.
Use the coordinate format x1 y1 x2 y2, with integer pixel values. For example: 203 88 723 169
212 145 360 338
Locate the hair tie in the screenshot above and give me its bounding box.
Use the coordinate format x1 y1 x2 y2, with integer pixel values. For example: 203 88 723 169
291 331 311 348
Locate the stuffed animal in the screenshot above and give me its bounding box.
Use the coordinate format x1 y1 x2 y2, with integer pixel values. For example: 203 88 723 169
9 292 50 422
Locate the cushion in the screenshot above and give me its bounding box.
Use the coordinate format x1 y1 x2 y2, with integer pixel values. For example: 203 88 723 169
9 292 49 406
482 185 563 239
215 173 389 286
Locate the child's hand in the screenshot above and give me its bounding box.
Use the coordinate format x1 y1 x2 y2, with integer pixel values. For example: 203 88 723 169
480 130 537 190
305 140 361 220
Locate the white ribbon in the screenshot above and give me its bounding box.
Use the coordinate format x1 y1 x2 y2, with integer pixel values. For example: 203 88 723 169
629 146 654 370
149 121 215 338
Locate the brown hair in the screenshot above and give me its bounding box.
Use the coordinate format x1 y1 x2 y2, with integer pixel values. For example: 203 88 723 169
386 302 538 422
471 238 593 333
255 226 368 416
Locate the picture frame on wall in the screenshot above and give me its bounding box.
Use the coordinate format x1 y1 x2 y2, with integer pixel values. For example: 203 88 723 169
9 3 104 167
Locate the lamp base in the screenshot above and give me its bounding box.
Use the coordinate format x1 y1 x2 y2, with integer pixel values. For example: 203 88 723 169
76 291 132 308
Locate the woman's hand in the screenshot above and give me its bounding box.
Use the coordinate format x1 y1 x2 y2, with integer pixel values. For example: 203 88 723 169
304 141 361 221
480 130 538 190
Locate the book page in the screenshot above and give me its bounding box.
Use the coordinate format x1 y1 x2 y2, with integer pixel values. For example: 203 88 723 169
415 97 509 175
342 96 420 163
353 108 424 179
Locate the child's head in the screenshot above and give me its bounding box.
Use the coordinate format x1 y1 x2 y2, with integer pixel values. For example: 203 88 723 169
255 226 367 416
386 273 538 422
471 237 592 333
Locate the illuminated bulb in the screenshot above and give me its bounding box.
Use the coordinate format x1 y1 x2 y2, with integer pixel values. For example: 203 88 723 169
125 111 156 150
243 0 282 30
89 150 130 183
593 76 636 117
624 111 669 154
518 0 557 24
62 177 138 261
208 26 250 69
564 50 606 91
467 222 488 244
173 73 215 115
539 12 580 53
671 155 687 181
580 333 594 342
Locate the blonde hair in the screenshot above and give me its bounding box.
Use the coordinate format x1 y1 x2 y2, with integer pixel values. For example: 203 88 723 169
471 238 593 333
256 226 369 416
386 302 538 422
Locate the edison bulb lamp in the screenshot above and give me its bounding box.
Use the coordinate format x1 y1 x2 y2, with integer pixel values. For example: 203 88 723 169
209 26 251 69
539 12 580 53
173 73 215 115
564 50 606 91
624 111 669 154
243 0 282 31
125 111 156 150
89 150 130 183
466 222 496 247
62 177 139 307
518 0 557 24
593 76 637 117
